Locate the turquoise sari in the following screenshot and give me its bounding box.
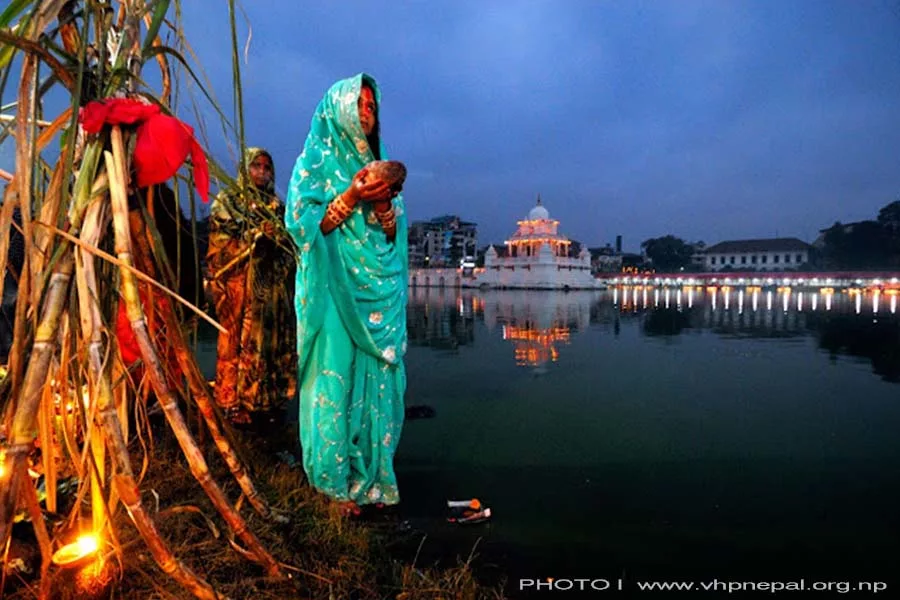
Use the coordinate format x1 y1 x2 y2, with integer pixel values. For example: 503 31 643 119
285 74 408 505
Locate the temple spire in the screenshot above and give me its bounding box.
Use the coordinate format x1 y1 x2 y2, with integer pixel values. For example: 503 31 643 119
536 193 542 206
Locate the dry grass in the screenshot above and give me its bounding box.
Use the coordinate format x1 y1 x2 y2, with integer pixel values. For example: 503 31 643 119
5 416 505 600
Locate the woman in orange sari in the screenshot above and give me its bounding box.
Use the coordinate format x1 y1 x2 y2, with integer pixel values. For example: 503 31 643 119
206 148 298 424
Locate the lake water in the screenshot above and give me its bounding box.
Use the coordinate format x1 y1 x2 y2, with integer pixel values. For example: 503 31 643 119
396 286 900 597
4 283 897 596
183 286 900 597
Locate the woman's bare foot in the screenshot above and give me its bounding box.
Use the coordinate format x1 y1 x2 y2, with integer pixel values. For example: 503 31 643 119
335 501 361 517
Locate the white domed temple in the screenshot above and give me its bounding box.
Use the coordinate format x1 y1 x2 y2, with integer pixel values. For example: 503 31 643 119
407 196 602 290
476 196 598 289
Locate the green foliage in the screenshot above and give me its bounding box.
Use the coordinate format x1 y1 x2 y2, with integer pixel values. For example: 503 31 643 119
0 0 37 68
820 199 900 270
640 235 697 272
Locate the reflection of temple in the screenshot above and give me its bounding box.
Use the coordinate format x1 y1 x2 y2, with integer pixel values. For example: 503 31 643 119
483 290 596 372
503 324 570 369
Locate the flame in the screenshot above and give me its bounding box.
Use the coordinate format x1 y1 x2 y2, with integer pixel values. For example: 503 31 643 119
52 533 100 567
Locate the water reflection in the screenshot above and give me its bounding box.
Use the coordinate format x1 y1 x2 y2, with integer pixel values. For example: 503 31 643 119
612 286 900 382
484 291 594 373
406 286 900 383
406 287 476 351
407 288 600 373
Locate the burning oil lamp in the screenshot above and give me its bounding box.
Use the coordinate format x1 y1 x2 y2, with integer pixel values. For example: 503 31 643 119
51 533 100 568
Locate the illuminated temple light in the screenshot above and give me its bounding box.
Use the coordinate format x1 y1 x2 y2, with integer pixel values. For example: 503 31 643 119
767 291 773 311
737 289 744 314
855 292 862 314
506 324 571 367
873 290 880 314
752 289 759 312
797 292 804 311
891 295 897 314
811 293 818 311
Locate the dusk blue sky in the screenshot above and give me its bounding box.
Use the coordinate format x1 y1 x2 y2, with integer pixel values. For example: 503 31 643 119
6 2 899 253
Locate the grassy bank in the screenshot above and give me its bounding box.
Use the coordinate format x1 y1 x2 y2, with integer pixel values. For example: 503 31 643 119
4 416 505 600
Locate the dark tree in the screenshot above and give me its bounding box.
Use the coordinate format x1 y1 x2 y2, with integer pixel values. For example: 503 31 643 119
640 235 696 272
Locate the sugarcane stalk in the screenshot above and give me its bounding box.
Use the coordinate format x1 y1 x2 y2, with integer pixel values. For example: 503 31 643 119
20 468 53 600
106 127 282 577
38 376 57 514
7 52 39 409
17 52 42 321
96 351 222 600
0 249 74 550
37 222 226 334
0 187 17 310
78 188 112 536
77 193 221 600
130 202 279 521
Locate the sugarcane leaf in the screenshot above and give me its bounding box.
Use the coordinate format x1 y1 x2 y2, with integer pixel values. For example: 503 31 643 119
141 0 170 57
144 45 231 125
0 2 37 68
0 0 35 29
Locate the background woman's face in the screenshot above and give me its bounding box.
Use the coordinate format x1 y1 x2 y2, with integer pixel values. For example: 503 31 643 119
248 154 273 189
358 86 377 136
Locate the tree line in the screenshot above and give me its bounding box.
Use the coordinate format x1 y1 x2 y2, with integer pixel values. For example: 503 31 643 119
640 200 900 273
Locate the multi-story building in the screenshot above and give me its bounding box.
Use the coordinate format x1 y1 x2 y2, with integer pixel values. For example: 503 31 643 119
407 215 478 268
703 238 812 271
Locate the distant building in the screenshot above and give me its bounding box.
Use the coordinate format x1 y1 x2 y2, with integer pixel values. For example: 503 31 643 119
588 245 623 274
407 215 478 268
408 197 602 289
703 238 812 271
690 241 707 268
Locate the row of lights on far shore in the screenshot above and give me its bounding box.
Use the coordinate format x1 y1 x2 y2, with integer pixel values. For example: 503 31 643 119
610 276 900 289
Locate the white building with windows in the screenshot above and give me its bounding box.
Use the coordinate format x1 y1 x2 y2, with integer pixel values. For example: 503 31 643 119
704 238 812 272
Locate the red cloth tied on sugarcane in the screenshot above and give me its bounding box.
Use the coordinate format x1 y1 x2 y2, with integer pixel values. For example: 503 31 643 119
79 98 209 203
115 288 182 385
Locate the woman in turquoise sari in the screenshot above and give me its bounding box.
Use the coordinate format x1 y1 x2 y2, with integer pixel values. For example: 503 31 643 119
285 74 407 514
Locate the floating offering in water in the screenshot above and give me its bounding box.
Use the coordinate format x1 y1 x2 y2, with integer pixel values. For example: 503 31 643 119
447 498 482 510
446 498 492 524
448 507 492 525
